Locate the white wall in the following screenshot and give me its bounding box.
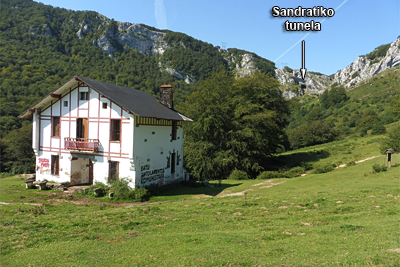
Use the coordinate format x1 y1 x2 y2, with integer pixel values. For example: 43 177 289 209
34 82 185 188
133 124 184 187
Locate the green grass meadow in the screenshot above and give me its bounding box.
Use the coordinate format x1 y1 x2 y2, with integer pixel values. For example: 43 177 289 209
1 135 399 266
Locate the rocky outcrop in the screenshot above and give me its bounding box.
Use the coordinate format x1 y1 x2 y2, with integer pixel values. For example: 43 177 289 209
235 53 257 77
28 24 53 36
334 36 400 88
275 68 333 98
276 36 400 98
92 22 167 55
164 67 195 84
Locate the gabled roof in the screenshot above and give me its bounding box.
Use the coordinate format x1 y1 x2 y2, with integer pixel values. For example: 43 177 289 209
19 76 192 121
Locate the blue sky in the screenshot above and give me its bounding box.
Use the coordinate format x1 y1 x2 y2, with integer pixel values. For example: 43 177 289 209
38 0 399 75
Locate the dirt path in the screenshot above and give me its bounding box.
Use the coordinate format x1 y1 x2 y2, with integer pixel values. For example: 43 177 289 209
217 180 286 197
335 155 381 169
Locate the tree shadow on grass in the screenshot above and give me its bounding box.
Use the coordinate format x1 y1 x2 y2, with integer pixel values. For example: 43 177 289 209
266 149 331 170
151 181 243 197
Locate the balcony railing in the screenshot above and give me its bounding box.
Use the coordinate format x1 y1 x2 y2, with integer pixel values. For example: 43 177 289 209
64 138 99 152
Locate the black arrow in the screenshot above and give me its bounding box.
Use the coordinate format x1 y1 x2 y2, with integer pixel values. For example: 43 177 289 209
300 40 307 80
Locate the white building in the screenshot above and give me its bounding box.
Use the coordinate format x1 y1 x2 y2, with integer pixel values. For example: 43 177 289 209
19 76 192 188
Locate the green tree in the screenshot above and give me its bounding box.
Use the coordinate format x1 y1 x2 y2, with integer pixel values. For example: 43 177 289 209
288 120 339 149
182 71 290 180
380 124 400 153
1 124 35 174
320 86 349 109
356 109 379 130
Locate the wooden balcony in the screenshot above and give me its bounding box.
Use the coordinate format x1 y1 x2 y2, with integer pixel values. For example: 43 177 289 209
64 138 99 153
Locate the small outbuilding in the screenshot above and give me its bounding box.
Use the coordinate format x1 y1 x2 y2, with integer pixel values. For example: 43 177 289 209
384 148 395 168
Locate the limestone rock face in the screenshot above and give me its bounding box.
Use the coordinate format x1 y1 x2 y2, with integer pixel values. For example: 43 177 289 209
93 22 167 55
276 36 400 98
275 68 332 98
28 24 53 36
235 53 257 77
334 36 400 88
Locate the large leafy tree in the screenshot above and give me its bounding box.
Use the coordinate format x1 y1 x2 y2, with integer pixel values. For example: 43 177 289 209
182 71 290 180
288 120 339 150
380 124 400 153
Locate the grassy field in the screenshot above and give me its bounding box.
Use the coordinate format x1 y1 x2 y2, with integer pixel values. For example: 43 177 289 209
1 135 399 266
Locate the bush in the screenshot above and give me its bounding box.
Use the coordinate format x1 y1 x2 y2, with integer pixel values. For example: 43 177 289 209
346 161 356 167
312 163 336 174
229 169 249 180
372 164 387 173
301 162 313 171
82 182 110 197
257 171 283 179
110 178 133 200
0 173 12 178
371 122 386 135
132 187 150 202
287 166 305 175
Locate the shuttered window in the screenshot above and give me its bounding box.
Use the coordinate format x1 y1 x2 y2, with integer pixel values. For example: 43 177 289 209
52 117 60 137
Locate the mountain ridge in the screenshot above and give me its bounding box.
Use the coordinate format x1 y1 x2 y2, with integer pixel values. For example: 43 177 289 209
276 36 400 98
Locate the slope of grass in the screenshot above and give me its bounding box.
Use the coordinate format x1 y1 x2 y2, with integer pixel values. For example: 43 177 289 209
1 135 399 266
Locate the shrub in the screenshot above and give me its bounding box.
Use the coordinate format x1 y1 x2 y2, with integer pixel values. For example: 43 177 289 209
229 169 249 180
288 166 305 175
110 178 133 200
82 182 110 197
371 122 386 135
256 171 283 179
132 187 150 202
282 171 296 178
372 164 387 173
312 163 336 174
346 161 356 167
0 173 12 178
301 162 313 171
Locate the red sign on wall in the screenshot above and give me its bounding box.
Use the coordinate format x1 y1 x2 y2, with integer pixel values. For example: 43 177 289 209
38 158 49 169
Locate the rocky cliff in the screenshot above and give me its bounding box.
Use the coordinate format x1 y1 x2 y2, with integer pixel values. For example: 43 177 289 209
276 36 400 98
71 16 274 83
275 68 333 95
333 36 400 88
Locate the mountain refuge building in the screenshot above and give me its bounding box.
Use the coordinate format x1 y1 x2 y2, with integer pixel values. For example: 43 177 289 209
19 76 192 188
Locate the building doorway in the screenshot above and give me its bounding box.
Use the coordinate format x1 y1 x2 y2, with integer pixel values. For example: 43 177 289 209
76 118 88 139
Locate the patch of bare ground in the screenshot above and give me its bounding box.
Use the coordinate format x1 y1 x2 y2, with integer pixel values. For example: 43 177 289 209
260 181 286 189
252 180 287 188
335 155 382 169
218 189 253 197
388 248 400 253
17 191 154 207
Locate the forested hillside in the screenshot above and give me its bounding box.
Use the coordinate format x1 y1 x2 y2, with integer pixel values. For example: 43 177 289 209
0 0 276 173
286 67 399 149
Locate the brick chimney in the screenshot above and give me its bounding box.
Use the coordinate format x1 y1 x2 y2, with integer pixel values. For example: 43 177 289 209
159 84 173 108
